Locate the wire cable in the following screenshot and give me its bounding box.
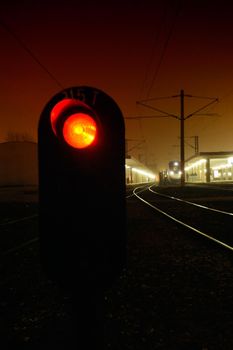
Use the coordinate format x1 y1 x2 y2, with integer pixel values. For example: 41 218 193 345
0 18 64 90
146 1 183 98
139 4 168 100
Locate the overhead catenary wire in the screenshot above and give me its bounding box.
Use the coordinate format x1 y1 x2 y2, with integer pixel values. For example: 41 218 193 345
138 4 168 100
0 18 64 90
146 1 184 98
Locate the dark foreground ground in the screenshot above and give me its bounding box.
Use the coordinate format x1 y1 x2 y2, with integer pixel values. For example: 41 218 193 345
0 185 233 349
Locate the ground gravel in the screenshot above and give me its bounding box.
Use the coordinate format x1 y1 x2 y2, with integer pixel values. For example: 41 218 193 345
0 193 233 349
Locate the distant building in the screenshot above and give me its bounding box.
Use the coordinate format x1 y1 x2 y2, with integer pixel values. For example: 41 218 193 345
0 141 38 186
185 151 233 183
125 155 156 184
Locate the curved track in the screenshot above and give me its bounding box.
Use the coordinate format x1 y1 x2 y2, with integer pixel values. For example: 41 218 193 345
132 184 233 252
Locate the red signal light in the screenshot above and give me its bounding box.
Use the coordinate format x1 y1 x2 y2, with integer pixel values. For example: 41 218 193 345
50 99 73 136
50 98 98 149
63 112 97 149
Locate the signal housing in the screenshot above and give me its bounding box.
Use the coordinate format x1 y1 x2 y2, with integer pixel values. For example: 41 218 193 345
38 86 126 290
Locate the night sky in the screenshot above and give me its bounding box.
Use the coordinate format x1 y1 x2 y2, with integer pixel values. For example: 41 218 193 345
1 0 233 170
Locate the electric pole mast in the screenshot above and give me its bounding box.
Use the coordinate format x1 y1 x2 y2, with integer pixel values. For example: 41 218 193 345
194 136 199 154
127 91 218 186
180 89 185 186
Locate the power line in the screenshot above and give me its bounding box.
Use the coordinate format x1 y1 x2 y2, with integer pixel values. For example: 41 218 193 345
146 1 183 98
0 18 64 90
139 4 168 100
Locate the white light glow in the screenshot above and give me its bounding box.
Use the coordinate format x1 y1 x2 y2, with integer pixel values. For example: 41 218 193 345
132 167 156 180
185 158 206 171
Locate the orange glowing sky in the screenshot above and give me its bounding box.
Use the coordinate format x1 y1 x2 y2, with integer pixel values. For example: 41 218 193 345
1 0 233 171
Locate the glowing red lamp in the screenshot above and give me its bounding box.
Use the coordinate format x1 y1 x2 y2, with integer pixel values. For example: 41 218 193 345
63 112 97 149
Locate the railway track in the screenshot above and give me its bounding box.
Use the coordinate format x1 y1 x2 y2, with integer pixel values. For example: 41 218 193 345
132 184 233 252
0 185 233 348
0 206 68 349
0 213 38 257
0 211 39 293
2 182 233 260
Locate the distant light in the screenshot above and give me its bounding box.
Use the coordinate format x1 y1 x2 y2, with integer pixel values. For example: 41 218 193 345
63 113 97 149
185 158 206 171
132 167 155 180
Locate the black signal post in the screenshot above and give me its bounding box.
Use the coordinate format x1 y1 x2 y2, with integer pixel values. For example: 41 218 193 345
38 86 126 347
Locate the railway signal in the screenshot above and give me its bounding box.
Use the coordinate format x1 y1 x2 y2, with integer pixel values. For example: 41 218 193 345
38 86 126 290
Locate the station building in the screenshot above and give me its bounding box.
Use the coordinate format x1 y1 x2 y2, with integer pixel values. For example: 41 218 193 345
125 155 156 184
185 151 233 183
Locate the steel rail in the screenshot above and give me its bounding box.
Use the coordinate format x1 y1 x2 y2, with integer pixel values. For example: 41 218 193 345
0 214 38 226
133 186 233 252
149 187 233 216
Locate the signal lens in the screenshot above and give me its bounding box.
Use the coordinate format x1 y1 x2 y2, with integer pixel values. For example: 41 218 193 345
51 99 73 136
63 113 97 149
